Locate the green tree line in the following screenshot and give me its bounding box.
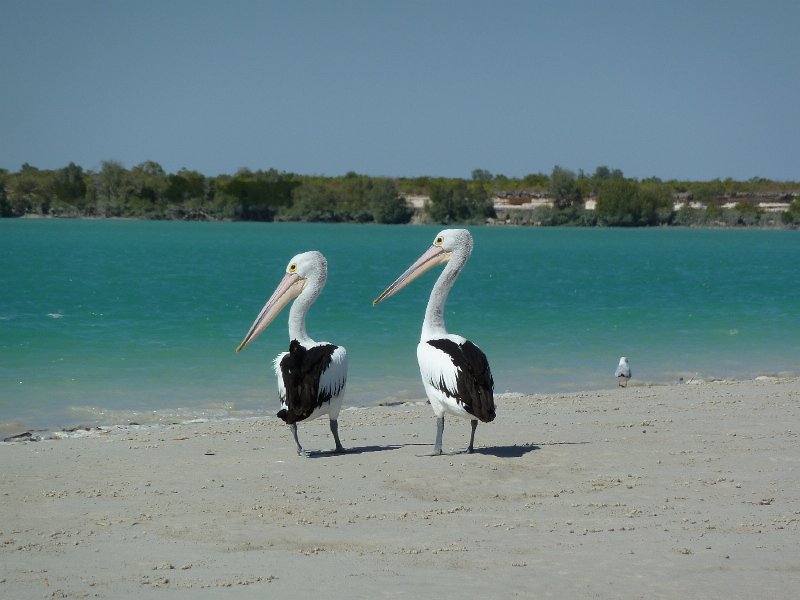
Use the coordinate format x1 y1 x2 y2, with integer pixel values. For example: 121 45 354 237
0 162 416 224
1 161 798 227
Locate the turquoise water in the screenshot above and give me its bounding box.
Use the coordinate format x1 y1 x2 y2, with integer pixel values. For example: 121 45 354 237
2 220 799 433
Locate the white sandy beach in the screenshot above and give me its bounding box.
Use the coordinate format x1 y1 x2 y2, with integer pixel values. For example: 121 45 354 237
2 377 799 599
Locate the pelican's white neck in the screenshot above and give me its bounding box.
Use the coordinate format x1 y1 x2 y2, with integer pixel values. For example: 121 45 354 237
287 274 323 345
421 245 469 340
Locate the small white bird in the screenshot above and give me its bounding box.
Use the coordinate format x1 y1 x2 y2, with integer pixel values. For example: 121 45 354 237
615 357 631 387
374 229 495 455
236 251 347 456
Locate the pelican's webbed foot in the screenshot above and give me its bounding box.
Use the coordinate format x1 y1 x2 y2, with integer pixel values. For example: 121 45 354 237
417 416 445 457
419 448 445 457
329 419 346 454
466 419 478 453
289 423 310 457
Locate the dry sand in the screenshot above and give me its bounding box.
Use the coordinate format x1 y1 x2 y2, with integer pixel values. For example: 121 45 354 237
1 377 799 599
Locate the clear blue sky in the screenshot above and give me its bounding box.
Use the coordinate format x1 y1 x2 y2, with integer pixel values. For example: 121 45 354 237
2 0 798 181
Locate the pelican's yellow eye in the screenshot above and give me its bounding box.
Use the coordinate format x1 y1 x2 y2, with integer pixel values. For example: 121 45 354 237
288 263 297 273
435 236 444 246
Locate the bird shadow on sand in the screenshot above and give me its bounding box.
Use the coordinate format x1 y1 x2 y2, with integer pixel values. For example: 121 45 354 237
305 445 403 458
472 444 540 458
397 443 541 458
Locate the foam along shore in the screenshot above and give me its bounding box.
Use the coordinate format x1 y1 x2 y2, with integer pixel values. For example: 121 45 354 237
2 377 799 598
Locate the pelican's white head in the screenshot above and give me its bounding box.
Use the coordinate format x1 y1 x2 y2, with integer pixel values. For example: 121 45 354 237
285 251 327 289
236 251 327 352
372 229 472 305
434 228 473 257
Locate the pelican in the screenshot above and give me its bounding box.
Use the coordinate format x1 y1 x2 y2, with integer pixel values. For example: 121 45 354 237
615 356 631 387
236 251 347 456
373 229 495 455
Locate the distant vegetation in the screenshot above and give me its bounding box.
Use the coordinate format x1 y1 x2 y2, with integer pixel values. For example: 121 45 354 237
1 161 799 227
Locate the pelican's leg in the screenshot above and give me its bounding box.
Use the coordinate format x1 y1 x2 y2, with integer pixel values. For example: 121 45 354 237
329 419 346 454
467 419 478 453
289 423 307 457
431 416 445 455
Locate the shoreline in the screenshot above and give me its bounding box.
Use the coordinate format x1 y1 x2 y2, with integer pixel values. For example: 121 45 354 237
3 374 795 444
9 212 800 229
2 377 799 598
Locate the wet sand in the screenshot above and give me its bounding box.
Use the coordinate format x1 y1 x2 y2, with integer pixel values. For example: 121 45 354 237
2 377 799 598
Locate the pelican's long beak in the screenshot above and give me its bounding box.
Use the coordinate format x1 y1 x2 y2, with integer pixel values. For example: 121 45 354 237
236 272 306 352
373 244 451 305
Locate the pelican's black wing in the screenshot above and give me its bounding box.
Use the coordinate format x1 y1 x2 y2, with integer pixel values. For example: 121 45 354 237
426 338 495 423
277 339 338 424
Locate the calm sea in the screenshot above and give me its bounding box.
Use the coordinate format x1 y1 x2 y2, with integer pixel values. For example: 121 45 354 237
2 219 799 434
